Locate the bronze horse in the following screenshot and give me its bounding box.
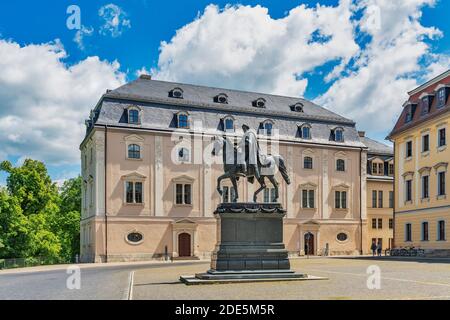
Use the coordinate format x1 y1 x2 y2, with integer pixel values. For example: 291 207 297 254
212 135 290 203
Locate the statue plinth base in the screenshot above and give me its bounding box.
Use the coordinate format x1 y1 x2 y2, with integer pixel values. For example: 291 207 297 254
180 203 324 285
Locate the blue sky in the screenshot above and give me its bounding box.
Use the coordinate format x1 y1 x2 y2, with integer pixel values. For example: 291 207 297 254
0 0 449 185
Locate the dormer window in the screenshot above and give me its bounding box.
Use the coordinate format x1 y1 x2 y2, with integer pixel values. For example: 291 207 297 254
421 96 430 115
177 112 189 128
169 87 184 99
261 120 273 136
291 103 304 112
404 103 416 123
437 87 447 108
253 98 266 108
214 93 228 104
298 124 311 139
331 128 344 142
127 106 141 125
223 116 235 132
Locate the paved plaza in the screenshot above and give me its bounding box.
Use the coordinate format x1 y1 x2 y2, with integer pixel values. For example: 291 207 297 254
132 257 450 300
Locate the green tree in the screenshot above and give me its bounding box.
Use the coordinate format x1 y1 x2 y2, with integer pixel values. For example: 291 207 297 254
56 177 82 260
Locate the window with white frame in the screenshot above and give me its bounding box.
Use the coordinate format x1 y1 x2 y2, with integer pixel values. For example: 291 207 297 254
438 171 446 197
422 133 430 152
304 156 313 169
261 120 273 136
437 88 446 108
299 124 311 139
406 141 413 158
438 220 446 241
224 117 235 131
175 183 192 205
335 190 347 209
438 127 446 148
125 181 143 204
332 128 344 142
301 189 315 209
405 179 413 202
128 144 141 159
422 175 430 199
405 223 412 242
222 186 236 203
263 187 276 203
336 159 345 172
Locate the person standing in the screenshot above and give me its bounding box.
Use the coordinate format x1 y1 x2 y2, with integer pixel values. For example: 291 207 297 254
371 241 377 256
377 241 382 257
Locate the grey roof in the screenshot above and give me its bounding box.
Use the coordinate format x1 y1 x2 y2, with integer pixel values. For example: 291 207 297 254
360 136 393 155
90 77 367 149
104 77 355 125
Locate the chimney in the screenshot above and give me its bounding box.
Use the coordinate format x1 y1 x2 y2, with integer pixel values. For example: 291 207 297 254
358 131 366 137
140 74 152 80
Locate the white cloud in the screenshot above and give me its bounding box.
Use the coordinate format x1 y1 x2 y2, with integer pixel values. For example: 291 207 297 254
0 39 126 165
316 0 449 136
135 66 151 77
99 4 131 38
153 0 450 137
74 25 94 50
153 2 359 97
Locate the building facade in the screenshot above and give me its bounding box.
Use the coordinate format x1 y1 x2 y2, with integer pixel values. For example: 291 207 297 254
389 70 450 256
80 75 392 262
360 133 394 252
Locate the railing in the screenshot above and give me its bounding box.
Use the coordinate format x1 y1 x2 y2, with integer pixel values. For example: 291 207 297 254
385 247 425 257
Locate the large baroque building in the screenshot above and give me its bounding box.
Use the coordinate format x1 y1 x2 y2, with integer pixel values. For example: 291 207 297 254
389 70 450 256
80 75 393 262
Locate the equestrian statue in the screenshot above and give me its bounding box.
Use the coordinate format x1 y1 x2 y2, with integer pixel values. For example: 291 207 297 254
212 124 290 203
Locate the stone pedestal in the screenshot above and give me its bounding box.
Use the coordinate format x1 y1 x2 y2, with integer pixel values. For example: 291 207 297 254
180 203 319 284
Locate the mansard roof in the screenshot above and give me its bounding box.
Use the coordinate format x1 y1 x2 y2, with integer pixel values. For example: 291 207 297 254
359 136 393 156
86 77 367 149
103 76 355 125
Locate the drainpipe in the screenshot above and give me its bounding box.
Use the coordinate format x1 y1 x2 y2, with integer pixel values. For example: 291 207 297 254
360 148 363 255
392 141 396 249
104 125 108 263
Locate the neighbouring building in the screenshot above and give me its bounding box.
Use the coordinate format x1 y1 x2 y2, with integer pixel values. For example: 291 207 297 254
359 132 394 252
80 75 392 262
388 69 450 256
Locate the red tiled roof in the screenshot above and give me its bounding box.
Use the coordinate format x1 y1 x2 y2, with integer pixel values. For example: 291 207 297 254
388 72 450 139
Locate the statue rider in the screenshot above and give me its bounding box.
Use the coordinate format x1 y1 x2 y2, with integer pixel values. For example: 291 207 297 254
238 124 262 184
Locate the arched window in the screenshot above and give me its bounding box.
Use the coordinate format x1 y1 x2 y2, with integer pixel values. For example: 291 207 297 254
224 118 234 131
128 109 139 124
178 147 190 162
304 156 313 169
128 144 141 159
336 159 345 172
177 113 189 128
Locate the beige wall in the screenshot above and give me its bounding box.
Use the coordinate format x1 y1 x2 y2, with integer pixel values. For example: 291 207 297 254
393 111 450 253
367 179 394 251
81 127 367 262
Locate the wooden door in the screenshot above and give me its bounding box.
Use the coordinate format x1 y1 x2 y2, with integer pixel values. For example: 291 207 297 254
304 233 314 255
178 233 191 257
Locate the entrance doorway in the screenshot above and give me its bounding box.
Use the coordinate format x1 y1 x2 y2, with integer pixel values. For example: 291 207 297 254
304 232 314 255
178 233 191 257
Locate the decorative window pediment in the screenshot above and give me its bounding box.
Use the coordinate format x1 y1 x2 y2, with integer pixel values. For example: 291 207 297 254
121 172 147 181
299 182 318 189
333 183 350 190
419 166 432 175
124 134 144 142
302 148 315 155
434 162 448 172
402 171 415 178
172 175 195 183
